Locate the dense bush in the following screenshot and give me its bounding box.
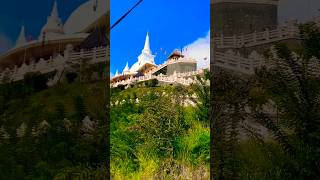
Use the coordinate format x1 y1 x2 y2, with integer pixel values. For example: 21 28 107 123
145 78 158 87
110 85 210 179
211 22 320 179
0 81 107 179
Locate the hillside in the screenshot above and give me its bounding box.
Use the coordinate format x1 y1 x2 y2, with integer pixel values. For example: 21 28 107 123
0 79 107 179
110 81 210 179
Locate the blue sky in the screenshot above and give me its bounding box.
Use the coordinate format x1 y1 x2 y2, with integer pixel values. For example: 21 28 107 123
0 0 87 53
110 0 210 75
1 0 320 73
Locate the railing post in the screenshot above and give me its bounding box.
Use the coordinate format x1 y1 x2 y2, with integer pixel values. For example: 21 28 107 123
233 35 237 46
241 34 244 45
253 31 257 42
80 49 84 59
93 47 97 62
265 28 270 40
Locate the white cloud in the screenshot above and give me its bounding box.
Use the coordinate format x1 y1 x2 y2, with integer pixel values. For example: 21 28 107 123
0 34 13 54
183 31 210 70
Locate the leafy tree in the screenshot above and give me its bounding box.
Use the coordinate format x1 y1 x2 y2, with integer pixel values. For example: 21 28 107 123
251 41 320 178
24 72 48 92
146 79 158 87
211 70 251 179
73 95 87 123
191 75 210 123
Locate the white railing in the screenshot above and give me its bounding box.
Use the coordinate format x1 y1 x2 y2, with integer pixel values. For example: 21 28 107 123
214 22 300 48
0 47 107 83
68 46 107 64
0 55 66 82
213 51 265 74
111 69 205 87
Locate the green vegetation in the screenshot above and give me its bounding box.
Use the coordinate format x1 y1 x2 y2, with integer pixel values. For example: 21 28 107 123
110 77 210 179
0 79 107 179
211 22 320 179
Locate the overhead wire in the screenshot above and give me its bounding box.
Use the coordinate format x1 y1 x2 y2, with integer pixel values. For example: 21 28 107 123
110 0 144 30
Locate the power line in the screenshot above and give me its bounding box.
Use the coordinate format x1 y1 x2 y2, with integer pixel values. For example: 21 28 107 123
110 0 144 30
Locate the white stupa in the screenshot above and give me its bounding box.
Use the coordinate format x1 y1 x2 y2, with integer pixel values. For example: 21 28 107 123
39 1 64 40
130 32 156 73
15 25 27 47
114 69 119 77
0 0 108 78
138 32 154 63
122 62 130 75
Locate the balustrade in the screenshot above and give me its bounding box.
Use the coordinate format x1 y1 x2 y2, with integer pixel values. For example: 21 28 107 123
0 47 107 83
214 24 300 48
110 69 206 87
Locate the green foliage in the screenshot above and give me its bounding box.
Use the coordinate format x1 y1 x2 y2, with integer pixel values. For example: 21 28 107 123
110 85 210 179
65 72 77 83
145 78 158 87
299 22 320 59
192 75 210 123
0 81 107 179
139 93 184 158
211 22 320 179
24 72 49 92
253 41 320 178
73 95 87 122
236 140 292 180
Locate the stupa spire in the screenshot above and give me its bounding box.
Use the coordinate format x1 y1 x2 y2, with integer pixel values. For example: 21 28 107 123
39 0 64 40
137 31 155 64
115 69 119 76
123 62 130 74
16 25 27 47
51 0 59 18
142 32 151 54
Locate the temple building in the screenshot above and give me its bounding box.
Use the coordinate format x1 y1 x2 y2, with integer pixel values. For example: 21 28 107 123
0 0 108 84
130 33 157 75
111 32 197 84
153 50 197 76
111 32 157 83
212 0 279 36
211 0 310 74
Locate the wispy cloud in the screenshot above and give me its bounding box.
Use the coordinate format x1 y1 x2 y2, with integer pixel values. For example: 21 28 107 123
183 31 210 70
0 34 13 54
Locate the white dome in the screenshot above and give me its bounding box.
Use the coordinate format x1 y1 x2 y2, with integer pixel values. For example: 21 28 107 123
130 60 155 73
64 0 108 34
130 61 143 73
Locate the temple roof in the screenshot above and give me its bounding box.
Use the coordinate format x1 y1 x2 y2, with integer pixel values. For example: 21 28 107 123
168 49 184 59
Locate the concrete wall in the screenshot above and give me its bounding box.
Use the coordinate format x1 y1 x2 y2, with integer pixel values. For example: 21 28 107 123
212 2 278 36
166 62 197 76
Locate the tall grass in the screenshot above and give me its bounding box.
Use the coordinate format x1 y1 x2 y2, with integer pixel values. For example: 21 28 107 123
110 86 210 179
